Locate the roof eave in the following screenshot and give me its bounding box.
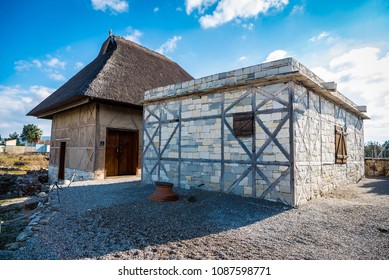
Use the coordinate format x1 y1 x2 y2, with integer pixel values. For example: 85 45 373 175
142 71 369 120
28 97 90 119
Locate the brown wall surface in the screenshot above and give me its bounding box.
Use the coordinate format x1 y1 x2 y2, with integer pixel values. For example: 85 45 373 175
49 103 97 180
95 104 143 179
365 158 389 176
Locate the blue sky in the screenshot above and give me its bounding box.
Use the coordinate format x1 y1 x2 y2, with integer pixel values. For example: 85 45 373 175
0 0 388 143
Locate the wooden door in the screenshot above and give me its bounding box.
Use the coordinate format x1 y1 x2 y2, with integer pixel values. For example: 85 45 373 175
105 131 118 176
105 130 138 177
58 142 66 180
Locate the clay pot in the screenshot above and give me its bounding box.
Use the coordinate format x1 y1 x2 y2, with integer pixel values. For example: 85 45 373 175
148 181 179 202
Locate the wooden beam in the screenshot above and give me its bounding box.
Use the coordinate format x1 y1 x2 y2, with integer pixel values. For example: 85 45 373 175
256 108 289 115
288 82 296 206
255 115 291 161
251 90 256 197
254 83 289 111
255 166 272 187
224 118 252 158
220 92 225 192
320 82 337 91
253 113 289 161
224 90 252 113
159 122 179 157
142 124 160 159
226 165 253 194
143 157 290 165
259 167 290 199
144 105 160 123
178 101 182 188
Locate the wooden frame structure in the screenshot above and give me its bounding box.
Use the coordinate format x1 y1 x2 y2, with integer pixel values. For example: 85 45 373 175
143 83 294 204
142 58 368 206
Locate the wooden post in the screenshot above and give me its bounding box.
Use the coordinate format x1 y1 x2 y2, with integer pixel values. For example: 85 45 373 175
178 101 182 188
288 82 296 207
220 92 225 192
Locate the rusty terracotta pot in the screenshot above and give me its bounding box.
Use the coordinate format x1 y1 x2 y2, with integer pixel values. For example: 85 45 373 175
148 181 179 202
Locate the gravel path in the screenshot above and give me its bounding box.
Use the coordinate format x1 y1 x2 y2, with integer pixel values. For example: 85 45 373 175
6 177 389 260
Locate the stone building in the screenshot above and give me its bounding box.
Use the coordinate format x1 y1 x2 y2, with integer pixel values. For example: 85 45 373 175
28 35 192 182
142 58 368 206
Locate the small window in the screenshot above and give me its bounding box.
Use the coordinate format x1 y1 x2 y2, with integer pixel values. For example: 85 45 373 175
335 125 347 164
233 112 254 137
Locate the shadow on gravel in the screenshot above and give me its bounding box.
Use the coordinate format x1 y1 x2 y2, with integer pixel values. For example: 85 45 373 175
360 177 389 196
40 182 290 259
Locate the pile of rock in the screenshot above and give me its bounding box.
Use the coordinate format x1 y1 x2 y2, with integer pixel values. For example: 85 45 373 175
14 169 49 197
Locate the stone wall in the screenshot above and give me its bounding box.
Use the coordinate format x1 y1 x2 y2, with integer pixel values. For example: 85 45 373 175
293 82 364 205
143 82 293 205
365 159 389 176
3 146 36 154
143 58 366 206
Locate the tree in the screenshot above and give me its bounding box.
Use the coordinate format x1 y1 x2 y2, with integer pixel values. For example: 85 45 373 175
20 124 43 144
364 140 389 158
8 132 19 140
8 132 21 145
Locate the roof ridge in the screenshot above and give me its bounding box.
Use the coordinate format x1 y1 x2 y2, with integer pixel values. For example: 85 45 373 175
113 36 175 64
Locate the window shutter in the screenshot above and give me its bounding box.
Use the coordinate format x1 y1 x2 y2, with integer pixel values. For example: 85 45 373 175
233 112 254 137
335 125 347 164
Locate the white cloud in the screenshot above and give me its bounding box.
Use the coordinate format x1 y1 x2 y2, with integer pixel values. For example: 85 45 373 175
0 85 54 115
265 49 288 62
29 85 55 99
291 5 304 15
14 59 43 71
0 84 55 139
49 73 66 81
91 0 128 13
154 7 159 12
186 0 289 29
176 7 184 12
310 31 330 42
186 0 218 14
0 96 26 114
239 56 248 61
156 36 182 55
32 59 42 68
311 47 389 142
45 57 66 69
74 62 85 70
124 26 143 44
242 23 254 31
14 60 33 71
0 85 26 95
22 97 33 103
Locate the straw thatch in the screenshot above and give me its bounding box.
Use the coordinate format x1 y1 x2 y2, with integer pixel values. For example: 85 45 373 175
27 36 193 118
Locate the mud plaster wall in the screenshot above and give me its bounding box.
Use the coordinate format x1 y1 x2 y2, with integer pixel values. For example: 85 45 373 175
49 103 97 182
293 83 364 205
95 104 143 179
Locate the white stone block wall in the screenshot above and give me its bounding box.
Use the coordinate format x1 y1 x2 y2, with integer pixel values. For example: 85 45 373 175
143 82 294 205
143 58 366 206
293 83 364 205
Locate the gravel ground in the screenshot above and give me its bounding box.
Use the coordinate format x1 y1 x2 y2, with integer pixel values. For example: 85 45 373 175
5 177 389 260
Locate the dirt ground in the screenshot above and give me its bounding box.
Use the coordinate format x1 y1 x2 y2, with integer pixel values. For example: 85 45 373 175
0 153 48 175
0 154 49 249
4 176 388 260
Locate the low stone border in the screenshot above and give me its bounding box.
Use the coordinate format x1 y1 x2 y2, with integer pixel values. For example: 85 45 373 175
3 192 60 251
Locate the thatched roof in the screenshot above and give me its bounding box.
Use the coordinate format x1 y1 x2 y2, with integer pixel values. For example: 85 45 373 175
28 36 193 118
